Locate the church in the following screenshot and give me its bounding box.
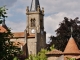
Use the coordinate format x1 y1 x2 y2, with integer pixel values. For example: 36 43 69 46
1 0 80 60
0 0 46 58
11 0 46 57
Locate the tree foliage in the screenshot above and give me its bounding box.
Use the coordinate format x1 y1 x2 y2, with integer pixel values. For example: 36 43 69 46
66 57 76 60
25 45 55 60
25 48 48 60
0 6 7 19
50 17 80 51
0 6 21 60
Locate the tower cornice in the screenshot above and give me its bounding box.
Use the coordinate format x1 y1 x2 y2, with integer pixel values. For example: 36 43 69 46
26 11 44 16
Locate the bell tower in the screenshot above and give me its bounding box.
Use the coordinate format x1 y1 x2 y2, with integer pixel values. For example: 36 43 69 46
26 0 46 55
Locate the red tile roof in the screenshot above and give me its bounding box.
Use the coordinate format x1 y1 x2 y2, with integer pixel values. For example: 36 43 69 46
27 34 35 38
0 25 35 38
13 32 25 38
12 32 35 38
0 26 7 32
64 37 80 54
46 49 63 55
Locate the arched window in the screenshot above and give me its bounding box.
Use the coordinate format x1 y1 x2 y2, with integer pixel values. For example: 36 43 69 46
31 18 35 27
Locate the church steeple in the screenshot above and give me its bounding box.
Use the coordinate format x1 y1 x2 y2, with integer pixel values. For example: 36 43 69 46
30 0 40 11
26 0 46 55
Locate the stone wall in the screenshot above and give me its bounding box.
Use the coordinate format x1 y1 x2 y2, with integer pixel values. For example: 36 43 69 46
27 38 37 55
10 38 27 56
47 56 59 60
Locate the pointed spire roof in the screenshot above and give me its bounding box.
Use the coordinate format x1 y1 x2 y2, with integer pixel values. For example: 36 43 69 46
30 0 40 11
64 37 80 54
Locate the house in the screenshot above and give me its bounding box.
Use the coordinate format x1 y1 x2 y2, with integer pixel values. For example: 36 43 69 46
46 37 80 60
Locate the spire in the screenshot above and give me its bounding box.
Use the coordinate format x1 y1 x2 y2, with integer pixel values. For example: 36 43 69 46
2 18 5 26
64 37 80 54
2 18 8 30
30 0 40 11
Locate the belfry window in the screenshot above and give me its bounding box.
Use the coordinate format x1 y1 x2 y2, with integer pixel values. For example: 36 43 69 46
31 18 35 27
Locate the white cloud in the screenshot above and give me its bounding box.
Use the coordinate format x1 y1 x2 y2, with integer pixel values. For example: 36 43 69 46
44 12 67 35
39 0 80 15
1 0 80 43
16 8 26 14
46 33 52 44
44 11 80 42
6 21 26 32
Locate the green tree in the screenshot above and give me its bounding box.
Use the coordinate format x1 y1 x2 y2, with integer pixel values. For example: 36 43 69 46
67 57 76 60
25 48 48 60
25 45 55 60
50 17 80 51
0 6 20 60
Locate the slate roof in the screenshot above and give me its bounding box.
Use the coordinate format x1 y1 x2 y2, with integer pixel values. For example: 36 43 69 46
30 0 40 11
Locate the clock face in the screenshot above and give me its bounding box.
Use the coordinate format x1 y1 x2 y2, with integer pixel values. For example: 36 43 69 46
31 29 35 33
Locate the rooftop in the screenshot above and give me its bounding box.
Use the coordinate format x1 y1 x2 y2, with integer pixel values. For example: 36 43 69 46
0 26 7 32
46 49 63 55
13 32 35 38
64 37 80 54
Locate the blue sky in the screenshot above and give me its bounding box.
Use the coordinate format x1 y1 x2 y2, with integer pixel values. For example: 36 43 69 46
0 0 80 43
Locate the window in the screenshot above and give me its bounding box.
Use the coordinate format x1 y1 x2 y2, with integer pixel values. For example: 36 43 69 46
31 18 35 27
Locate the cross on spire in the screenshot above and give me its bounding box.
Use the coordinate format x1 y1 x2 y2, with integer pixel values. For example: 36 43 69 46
30 0 40 11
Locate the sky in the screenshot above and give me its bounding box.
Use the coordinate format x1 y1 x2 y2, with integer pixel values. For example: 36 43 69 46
0 0 80 43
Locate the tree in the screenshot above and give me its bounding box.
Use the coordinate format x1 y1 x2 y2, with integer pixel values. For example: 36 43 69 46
25 45 55 60
25 48 48 60
50 17 80 51
66 57 76 60
0 6 21 60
